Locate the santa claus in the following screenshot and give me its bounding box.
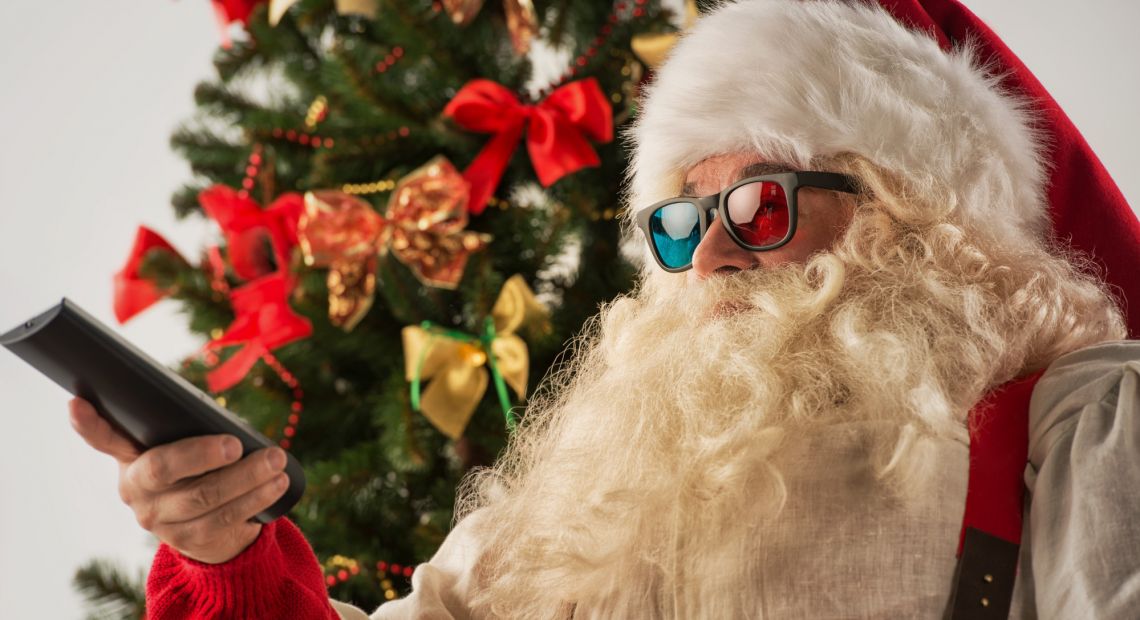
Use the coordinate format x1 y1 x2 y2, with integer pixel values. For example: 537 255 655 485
69 0 1140 618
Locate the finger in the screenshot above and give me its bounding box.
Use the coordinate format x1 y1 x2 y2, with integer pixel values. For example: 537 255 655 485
156 472 290 561
126 433 245 493
155 447 288 524
68 397 142 463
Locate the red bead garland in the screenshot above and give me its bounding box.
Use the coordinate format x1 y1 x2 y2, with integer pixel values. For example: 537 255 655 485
373 561 415 579
205 244 232 297
324 558 362 587
261 350 304 449
237 144 264 199
375 46 405 73
320 555 415 600
178 343 302 449
350 125 411 149
269 127 334 149
535 0 650 99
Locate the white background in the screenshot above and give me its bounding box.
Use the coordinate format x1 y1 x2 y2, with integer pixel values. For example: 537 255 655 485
1 0 1138 617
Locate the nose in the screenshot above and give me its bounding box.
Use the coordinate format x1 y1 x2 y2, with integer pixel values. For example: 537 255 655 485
690 212 757 279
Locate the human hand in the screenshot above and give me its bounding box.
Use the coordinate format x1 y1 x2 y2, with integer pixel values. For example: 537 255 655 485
67 396 290 564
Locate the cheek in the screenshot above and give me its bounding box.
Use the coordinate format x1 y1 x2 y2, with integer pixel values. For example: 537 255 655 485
800 196 853 244
761 196 851 262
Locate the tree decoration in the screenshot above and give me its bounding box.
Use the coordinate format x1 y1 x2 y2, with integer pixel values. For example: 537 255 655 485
503 0 539 55
264 126 336 149
534 0 651 100
204 271 313 392
385 156 492 288
440 0 484 25
298 190 385 331
298 156 491 329
212 0 264 25
205 245 232 298
440 0 537 54
401 275 549 439
631 0 698 69
260 350 305 449
323 555 362 588
238 144 267 200
199 185 305 283
374 46 405 74
304 96 329 130
113 226 189 324
443 78 613 214
268 0 379 26
211 0 266 48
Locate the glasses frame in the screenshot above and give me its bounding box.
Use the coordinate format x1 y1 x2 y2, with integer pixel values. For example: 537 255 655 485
634 171 860 273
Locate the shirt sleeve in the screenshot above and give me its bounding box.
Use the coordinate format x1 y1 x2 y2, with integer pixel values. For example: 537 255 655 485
146 517 340 619
329 510 488 620
1023 340 1140 619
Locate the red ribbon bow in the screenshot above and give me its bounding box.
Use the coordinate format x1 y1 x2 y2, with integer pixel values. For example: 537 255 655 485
113 226 189 324
443 78 614 214
205 271 313 392
199 185 304 284
211 0 265 48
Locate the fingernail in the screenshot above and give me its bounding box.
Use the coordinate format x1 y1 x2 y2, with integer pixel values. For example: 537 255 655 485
223 437 242 460
275 473 289 490
267 448 286 470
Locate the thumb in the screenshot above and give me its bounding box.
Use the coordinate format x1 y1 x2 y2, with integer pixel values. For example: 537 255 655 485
69 397 142 464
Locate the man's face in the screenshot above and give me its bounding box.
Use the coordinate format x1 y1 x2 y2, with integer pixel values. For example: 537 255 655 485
682 152 857 281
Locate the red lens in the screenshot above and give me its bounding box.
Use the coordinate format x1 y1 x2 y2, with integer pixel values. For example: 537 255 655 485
724 181 789 247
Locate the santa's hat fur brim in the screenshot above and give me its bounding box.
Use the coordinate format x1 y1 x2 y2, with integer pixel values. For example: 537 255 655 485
625 0 1047 267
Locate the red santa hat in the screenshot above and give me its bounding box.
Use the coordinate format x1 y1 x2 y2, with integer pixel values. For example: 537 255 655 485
628 0 1140 336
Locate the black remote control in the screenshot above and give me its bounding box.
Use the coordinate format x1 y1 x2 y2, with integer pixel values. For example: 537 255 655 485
1 298 305 523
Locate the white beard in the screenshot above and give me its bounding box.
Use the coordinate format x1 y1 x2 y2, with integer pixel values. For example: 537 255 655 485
457 213 1124 618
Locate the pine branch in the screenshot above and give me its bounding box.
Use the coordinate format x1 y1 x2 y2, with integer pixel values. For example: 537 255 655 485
213 38 262 82
170 124 248 179
194 81 269 120
73 559 147 620
170 180 211 219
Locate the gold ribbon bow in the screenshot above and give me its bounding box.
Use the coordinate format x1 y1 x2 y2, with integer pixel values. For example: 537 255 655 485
298 156 491 330
269 0 378 25
441 0 538 55
401 275 549 439
631 0 699 70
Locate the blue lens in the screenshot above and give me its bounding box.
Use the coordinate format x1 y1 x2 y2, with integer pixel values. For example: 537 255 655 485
649 202 701 269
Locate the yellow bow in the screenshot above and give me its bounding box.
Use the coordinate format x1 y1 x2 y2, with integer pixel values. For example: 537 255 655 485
401 275 548 439
631 0 699 70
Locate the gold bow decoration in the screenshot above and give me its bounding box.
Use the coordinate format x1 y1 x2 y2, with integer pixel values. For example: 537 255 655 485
441 0 538 55
631 0 699 70
401 275 550 439
269 0 378 25
384 157 492 289
297 156 491 331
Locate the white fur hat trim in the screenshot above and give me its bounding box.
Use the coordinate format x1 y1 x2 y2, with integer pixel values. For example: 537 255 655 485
626 0 1047 265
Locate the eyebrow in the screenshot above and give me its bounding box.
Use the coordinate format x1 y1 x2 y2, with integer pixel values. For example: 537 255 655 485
680 161 796 196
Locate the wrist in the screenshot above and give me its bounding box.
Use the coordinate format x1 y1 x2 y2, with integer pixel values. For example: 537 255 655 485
177 522 264 565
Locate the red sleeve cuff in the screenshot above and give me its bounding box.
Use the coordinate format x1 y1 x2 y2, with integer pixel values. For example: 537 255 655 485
146 517 338 619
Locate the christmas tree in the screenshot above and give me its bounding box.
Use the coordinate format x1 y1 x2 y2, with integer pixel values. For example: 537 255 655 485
74 0 685 615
